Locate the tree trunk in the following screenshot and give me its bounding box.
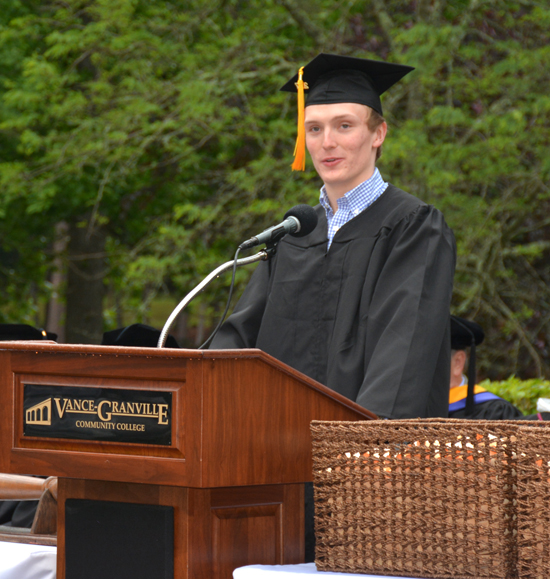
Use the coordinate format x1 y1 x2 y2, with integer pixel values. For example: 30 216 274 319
65 217 107 344
45 221 68 342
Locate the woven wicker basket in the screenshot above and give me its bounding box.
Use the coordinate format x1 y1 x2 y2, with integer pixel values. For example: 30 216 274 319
311 419 526 579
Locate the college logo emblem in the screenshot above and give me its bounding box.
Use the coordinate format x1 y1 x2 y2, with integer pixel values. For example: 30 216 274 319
26 398 52 426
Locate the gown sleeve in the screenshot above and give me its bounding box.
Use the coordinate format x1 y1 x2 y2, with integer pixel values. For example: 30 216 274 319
355 205 456 418
209 259 271 349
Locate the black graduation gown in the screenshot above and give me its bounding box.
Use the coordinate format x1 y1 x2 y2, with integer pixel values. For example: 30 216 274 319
0 500 38 528
449 399 524 420
211 184 456 419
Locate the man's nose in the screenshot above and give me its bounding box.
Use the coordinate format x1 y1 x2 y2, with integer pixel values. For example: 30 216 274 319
322 129 336 148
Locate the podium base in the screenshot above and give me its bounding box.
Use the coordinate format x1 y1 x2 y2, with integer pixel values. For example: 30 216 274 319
57 478 304 579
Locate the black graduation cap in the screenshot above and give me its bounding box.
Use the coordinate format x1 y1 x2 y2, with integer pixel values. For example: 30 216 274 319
450 316 485 416
280 53 414 171
451 316 484 350
280 53 414 115
0 323 57 341
101 323 180 349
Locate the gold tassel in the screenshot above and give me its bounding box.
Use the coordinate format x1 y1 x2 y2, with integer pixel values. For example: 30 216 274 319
291 66 308 171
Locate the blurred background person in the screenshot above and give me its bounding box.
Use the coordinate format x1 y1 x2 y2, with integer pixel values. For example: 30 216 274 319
448 316 524 420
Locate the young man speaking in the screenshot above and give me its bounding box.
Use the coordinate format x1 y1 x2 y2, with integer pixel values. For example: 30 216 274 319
211 53 456 420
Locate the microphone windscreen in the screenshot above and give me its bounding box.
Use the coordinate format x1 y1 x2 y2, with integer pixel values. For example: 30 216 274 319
284 204 318 238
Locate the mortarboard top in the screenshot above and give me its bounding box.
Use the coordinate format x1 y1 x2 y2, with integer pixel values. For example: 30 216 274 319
0 323 57 341
450 316 484 350
280 53 414 115
102 323 180 349
280 53 414 171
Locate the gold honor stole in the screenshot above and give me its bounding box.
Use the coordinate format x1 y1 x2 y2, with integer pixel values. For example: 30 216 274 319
449 384 502 412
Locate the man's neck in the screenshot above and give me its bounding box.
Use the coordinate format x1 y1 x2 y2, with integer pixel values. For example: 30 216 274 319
449 375 467 390
325 167 376 212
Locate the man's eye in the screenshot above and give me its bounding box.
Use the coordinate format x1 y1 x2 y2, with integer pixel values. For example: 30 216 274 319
341 123 351 129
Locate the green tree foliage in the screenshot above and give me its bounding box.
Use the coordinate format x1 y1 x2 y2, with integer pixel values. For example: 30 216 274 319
0 0 234 338
0 0 549 380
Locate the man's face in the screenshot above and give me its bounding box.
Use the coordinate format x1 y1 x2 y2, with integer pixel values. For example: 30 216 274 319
304 103 386 198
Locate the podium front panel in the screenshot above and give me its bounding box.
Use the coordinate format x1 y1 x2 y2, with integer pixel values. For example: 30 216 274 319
0 344 203 487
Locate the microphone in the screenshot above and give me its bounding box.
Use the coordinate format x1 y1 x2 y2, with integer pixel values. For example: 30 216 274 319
239 204 318 250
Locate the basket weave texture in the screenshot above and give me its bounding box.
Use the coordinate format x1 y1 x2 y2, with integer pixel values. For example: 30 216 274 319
311 419 533 579
516 427 550 579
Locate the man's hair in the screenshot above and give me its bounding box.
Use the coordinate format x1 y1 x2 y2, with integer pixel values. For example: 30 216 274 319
366 108 386 161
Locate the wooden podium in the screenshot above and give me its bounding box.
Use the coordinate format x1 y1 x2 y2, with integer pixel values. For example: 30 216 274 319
0 342 375 579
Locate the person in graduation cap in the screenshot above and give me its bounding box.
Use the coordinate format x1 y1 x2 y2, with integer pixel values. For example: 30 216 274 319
448 316 550 421
448 316 524 420
211 53 456 420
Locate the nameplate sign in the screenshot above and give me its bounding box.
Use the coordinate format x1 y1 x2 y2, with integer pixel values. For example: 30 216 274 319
23 384 172 445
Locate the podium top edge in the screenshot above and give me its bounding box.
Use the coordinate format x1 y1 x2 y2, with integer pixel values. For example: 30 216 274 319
0 342 268 360
0 341 197 357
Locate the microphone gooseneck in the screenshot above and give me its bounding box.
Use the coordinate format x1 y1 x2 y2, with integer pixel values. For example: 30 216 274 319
157 249 269 348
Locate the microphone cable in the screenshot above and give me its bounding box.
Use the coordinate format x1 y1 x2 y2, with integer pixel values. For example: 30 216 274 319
199 245 241 350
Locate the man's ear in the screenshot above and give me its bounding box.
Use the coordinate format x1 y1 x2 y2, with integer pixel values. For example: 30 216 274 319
452 350 467 376
373 121 387 148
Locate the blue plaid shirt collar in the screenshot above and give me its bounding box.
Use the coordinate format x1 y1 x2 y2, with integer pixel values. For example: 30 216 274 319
319 168 388 248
